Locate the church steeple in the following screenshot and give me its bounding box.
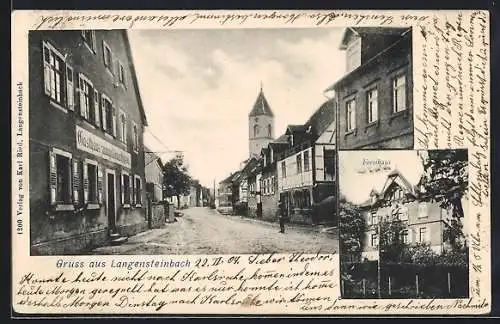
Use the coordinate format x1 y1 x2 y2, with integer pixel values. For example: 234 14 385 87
249 84 274 117
248 83 275 158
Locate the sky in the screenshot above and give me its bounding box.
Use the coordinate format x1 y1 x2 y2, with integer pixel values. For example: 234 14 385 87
339 151 424 205
128 28 345 188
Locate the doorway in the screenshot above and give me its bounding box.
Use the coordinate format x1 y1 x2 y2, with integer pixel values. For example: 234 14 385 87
106 171 117 234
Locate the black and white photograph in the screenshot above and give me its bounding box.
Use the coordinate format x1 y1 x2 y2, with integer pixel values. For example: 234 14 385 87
28 28 348 256
338 149 470 299
330 27 413 150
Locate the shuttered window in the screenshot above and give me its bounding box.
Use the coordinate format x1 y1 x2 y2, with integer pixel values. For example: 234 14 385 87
81 30 97 52
121 172 131 205
42 41 66 107
135 176 142 205
49 149 72 205
78 73 92 120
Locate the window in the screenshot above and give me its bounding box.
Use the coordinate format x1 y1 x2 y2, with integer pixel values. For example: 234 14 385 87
296 153 302 174
43 42 66 106
81 30 96 52
56 155 71 203
118 61 126 85
393 75 407 113
367 88 378 123
135 175 142 206
84 161 99 204
418 203 428 218
120 111 127 143
346 99 356 131
267 124 272 137
254 124 260 137
133 123 139 152
78 75 91 120
281 161 286 178
371 234 378 247
370 210 378 225
121 173 131 205
324 149 335 181
49 149 72 205
401 230 409 244
101 95 116 136
103 41 113 72
399 206 409 221
419 227 428 243
303 149 310 172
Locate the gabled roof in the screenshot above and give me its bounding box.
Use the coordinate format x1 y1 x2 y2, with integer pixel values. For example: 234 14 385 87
272 134 289 144
339 27 410 50
249 87 274 117
285 125 307 135
304 98 336 140
122 30 148 126
144 146 163 168
360 169 419 208
381 169 415 195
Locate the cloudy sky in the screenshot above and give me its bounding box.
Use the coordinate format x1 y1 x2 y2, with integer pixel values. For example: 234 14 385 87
339 151 424 205
128 28 345 188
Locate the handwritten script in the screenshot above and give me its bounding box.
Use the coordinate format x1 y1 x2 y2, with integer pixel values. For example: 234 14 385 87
15 253 340 313
414 11 490 300
31 11 431 30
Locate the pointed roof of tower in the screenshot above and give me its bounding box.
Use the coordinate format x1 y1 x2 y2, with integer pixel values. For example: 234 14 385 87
249 85 274 117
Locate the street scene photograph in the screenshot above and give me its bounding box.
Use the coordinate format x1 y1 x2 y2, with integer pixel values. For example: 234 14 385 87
338 149 469 299
27 27 349 255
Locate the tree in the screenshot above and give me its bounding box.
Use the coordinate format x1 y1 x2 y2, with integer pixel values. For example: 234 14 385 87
339 196 365 263
418 149 468 250
162 154 192 209
378 218 407 263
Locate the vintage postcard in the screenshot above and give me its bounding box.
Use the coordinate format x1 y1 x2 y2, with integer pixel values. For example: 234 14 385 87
11 10 490 316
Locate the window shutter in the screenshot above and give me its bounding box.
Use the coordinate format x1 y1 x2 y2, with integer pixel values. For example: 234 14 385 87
97 167 103 204
121 173 125 204
83 163 89 204
130 175 135 205
66 64 74 111
49 151 57 204
101 97 107 131
43 42 51 96
72 160 80 204
78 74 86 118
112 107 117 137
93 89 100 127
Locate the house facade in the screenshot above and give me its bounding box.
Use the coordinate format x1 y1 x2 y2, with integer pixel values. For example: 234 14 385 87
276 99 337 224
359 170 464 261
329 27 413 150
29 30 148 255
144 146 163 203
217 174 233 207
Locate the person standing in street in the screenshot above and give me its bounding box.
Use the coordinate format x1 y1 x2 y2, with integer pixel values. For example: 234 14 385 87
278 200 287 234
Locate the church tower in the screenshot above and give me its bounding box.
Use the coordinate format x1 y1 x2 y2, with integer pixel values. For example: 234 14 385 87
248 84 275 157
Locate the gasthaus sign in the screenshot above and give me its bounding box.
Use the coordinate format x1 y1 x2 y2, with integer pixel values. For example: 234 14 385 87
76 125 132 169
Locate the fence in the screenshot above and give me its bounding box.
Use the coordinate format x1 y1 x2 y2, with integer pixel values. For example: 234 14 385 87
341 261 469 299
